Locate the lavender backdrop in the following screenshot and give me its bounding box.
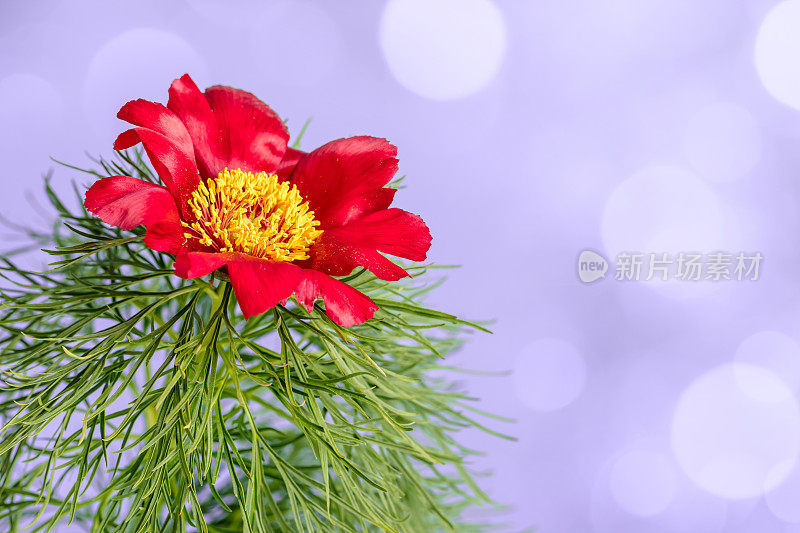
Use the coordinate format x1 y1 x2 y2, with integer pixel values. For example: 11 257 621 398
4 0 800 531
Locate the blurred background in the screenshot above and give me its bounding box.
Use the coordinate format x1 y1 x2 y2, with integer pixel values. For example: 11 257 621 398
4 0 800 531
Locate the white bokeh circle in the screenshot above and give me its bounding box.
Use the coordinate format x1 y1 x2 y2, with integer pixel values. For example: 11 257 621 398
683 102 762 183
185 0 268 27
601 166 731 299
0 73 64 227
765 464 800 523
755 0 800 111
590 441 727 533
601 166 724 254
84 28 207 146
250 3 341 88
735 331 800 398
0 73 62 158
379 0 506 100
609 449 678 517
671 363 800 500
513 338 587 412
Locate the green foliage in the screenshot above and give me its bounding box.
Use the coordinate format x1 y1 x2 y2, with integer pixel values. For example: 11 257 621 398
0 151 508 532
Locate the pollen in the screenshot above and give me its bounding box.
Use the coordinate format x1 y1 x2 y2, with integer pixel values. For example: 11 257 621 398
182 168 322 262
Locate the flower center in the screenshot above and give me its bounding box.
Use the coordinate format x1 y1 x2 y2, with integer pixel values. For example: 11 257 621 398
182 168 322 262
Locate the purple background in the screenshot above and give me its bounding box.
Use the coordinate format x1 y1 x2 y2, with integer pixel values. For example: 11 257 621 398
5 0 800 531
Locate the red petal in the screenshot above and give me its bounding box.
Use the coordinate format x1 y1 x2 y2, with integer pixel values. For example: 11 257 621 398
205 85 289 174
117 99 194 159
144 221 187 254
227 257 303 319
304 208 431 281
276 146 305 181
113 128 199 215
173 252 303 320
173 251 229 279
84 176 185 254
291 136 399 228
333 188 397 225
167 74 227 179
295 269 377 327
343 209 431 261
171 251 375 325
305 231 410 281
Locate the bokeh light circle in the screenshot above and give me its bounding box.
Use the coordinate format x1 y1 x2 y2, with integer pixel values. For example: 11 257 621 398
683 102 762 183
379 0 507 100
0 73 62 159
601 166 724 254
755 0 800 111
609 449 678 517
84 28 207 146
765 465 800 523
601 166 730 299
249 3 341 88
671 363 800 500
185 0 268 27
0 73 63 226
590 440 728 533
513 338 587 412
735 331 800 397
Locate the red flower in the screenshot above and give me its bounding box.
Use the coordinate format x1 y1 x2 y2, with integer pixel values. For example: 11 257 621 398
84 74 431 327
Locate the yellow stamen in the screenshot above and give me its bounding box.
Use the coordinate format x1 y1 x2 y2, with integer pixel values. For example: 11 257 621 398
182 168 322 262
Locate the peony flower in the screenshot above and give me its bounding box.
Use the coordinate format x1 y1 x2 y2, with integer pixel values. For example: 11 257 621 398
84 74 431 327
